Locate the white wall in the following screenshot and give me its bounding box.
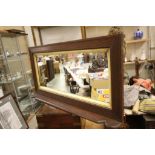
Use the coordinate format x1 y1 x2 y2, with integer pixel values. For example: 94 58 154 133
149 26 155 59
24 26 35 47
40 26 82 45
86 26 112 38
34 28 41 46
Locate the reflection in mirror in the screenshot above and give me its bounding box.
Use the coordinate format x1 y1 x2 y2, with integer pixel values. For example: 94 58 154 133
34 48 111 108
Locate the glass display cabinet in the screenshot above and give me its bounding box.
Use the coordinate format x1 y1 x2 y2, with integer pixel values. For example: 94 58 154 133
0 29 33 116
29 34 124 127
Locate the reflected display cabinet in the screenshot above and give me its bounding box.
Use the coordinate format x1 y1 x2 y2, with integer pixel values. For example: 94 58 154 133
0 29 33 116
29 34 124 127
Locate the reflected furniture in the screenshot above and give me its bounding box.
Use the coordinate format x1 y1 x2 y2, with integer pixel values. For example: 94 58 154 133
90 79 109 101
69 81 80 94
46 59 55 81
53 61 60 73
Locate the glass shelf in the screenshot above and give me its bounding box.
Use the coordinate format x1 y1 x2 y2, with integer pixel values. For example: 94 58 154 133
0 53 28 61
0 31 27 38
0 75 23 84
124 61 135 65
124 59 154 65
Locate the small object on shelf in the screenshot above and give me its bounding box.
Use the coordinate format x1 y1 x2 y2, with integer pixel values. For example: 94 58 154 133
130 52 136 61
16 52 20 55
6 74 11 81
134 29 143 39
0 74 6 82
5 51 14 57
125 57 128 62
16 72 21 77
0 86 4 98
103 68 109 79
140 50 146 60
6 51 10 57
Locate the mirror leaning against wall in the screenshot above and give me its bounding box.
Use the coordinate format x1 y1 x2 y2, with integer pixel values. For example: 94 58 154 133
34 48 111 109
29 35 124 124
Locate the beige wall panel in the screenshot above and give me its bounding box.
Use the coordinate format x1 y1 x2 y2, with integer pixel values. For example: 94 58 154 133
149 26 155 48
149 27 155 59
40 26 82 45
86 26 112 38
24 26 35 47
150 48 155 60
33 28 41 46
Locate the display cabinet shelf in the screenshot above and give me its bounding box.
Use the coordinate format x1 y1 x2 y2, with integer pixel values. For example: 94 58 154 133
151 47 155 49
126 39 148 44
124 61 135 65
0 29 27 38
124 59 154 65
0 53 28 61
124 60 147 65
0 75 23 84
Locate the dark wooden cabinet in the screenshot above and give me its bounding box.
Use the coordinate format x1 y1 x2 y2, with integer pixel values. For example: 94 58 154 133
36 104 81 129
125 115 145 129
125 114 155 129
143 115 155 129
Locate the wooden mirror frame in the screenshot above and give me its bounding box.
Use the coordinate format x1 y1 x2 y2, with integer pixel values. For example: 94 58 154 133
29 34 124 125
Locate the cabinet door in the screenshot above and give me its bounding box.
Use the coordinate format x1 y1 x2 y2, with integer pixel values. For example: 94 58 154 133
29 34 124 127
0 33 33 116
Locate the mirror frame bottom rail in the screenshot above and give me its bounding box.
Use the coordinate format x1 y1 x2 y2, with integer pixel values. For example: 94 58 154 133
35 92 123 127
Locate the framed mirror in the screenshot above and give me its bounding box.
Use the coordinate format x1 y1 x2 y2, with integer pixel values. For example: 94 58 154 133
29 34 124 125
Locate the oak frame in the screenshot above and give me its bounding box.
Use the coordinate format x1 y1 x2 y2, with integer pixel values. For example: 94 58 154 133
29 34 124 125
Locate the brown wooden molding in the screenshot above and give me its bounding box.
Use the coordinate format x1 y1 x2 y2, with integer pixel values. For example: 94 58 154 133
80 26 87 39
38 27 43 46
31 26 37 46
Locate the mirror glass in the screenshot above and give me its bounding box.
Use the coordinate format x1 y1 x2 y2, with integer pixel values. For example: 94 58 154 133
34 48 111 108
